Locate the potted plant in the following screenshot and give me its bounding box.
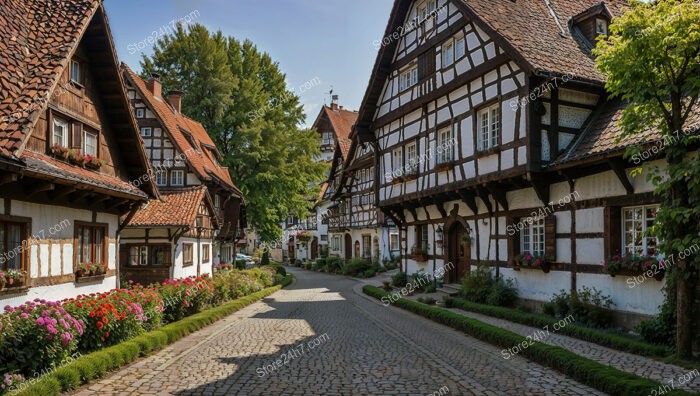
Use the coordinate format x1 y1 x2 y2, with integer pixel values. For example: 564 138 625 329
410 245 429 261
514 253 551 273
296 230 312 243
50 144 70 160
94 262 108 275
0 272 5 289
603 254 664 280
70 150 86 167
382 280 392 291
83 154 104 170
77 262 91 278
5 269 26 287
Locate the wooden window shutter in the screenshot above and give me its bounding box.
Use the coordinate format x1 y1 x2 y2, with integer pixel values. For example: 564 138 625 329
418 49 435 82
72 122 82 149
604 206 622 258
545 215 556 262
507 217 520 261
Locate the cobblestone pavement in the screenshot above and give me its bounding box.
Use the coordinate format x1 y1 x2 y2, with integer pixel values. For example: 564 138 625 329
428 301 700 392
71 269 604 396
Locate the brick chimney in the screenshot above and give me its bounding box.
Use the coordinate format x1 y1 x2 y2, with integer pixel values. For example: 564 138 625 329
330 94 339 111
146 73 161 98
167 90 184 113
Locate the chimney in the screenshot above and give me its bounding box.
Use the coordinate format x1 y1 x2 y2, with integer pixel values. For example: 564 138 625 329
330 94 339 111
146 73 162 98
167 90 184 113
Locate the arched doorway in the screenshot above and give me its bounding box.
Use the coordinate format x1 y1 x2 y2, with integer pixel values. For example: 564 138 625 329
447 222 471 283
354 241 361 258
344 234 352 260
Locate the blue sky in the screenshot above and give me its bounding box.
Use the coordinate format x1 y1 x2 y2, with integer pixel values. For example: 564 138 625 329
105 0 393 127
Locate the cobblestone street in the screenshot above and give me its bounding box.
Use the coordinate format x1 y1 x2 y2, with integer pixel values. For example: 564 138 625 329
72 269 604 395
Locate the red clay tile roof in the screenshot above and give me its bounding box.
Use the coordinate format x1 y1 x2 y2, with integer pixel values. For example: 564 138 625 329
0 0 99 157
128 186 211 227
551 103 700 166
455 0 629 84
318 106 357 160
122 64 243 197
21 150 148 198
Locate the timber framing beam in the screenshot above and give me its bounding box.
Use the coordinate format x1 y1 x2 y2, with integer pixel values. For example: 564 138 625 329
26 182 54 197
485 183 509 212
530 174 550 206
458 190 479 215
608 159 634 195
0 173 18 186
476 187 493 216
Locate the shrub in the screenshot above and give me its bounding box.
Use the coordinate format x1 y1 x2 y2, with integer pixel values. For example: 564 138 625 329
261 250 270 266
0 300 83 376
156 277 214 324
637 279 676 346
460 264 494 303
485 277 518 307
273 265 287 277
235 259 247 270
315 258 327 269
305 262 312 270
542 287 613 328
246 267 276 288
343 258 373 276
412 269 432 292
391 271 408 287
326 257 344 273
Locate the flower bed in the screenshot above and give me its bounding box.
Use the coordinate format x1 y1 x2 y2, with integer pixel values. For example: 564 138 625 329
0 269 283 392
603 254 665 280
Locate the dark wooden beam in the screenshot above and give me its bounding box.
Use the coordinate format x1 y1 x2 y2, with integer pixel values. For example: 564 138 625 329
530 174 551 206
476 187 493 216
26 182 54 197
485 183 509 212
458 190 479 215
381 208 401 228
51 186 77 200
406 205 419 223
71 190 93 202
0 173 18 186
608 159 634 195
434 197 448 218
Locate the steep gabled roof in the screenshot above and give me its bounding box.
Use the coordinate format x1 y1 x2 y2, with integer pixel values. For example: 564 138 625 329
312 105 357 160
0 0 157 199
128 185 219 228
122 64 243 198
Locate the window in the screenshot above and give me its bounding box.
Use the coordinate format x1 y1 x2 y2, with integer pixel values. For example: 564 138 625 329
415 224 429 252
214 195 221 209
390 232 399 251
455 36 466 60
220 245 233 263
362 235 371 258
623 206 659 256
171 170 184 186
392 147 403 170
70 60 81 84
83 130 98 157
436 126 454 164
321 132 334 145
331 235 341 251
53 119 69 147
76 224 106 265
477 104 500 151
418 0 437 23
127 245 170 267
155 171 167 186
202 244 210 263
141 127 152 137
442 41 454 67
399 65 418 91
182 243 193 266
596 18 608 35
136 108 145 118
0 221 27 271
406 143 418 174
521 218 545 257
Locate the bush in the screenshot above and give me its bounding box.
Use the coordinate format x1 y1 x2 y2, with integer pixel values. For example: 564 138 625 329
315 258 327 269
305 262 312 270
412 269 432 292
261 250 270 266
156 277 214 324
363 286 684 396
391 271 408 287
543 287 613 328
637 279 676 346
485 277 518 307
326 257 344 273
460 264 494 303
343 258 373 276
235 259 246 270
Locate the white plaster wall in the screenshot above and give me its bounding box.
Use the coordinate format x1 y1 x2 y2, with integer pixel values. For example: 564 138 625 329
503 269 570 302
1 276 118 307
577 273 664 315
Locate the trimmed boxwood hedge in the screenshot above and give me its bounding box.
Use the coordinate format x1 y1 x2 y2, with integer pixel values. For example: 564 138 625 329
444 296 670 358
11 275 292 396
364 285 691 396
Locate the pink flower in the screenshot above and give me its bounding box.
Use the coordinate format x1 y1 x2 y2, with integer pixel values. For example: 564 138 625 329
36 317 46 326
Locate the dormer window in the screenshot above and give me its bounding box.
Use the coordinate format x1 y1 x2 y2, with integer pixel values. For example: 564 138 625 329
596 18 608 35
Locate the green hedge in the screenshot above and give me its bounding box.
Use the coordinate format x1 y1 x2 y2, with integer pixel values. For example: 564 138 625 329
363 286 690 396
11 275 292 396
444 296 670 358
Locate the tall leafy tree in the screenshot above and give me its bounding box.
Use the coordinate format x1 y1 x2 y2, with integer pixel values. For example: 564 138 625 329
141 24 327 242
594 0 700 357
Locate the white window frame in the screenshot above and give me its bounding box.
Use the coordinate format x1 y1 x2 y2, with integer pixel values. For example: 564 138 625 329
436 126 454 165
596 18 608 35
455 35 466 60
477 104 500 151
623 205 659 257
141 127 152 137
82 130 98 157
521 217 545 257
332 235 341 251
70 60 81 84
399 65 418 91
442 41 454 68
214 194 221 209
170 170 185 186
406 142 418 174
155 171 167 187
392 147 403 173
136 108 146 119
53 119 69 147
390 232 399 251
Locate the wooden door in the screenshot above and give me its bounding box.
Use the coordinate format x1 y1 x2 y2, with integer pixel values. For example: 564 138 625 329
344 234 352 260
447 223 471 283
311 237 318 260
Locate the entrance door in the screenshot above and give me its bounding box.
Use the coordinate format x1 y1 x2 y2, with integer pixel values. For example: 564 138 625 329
288 237 295 260
344 234 352 260
447 223 471 283
311 237 318 260
354 241 361 258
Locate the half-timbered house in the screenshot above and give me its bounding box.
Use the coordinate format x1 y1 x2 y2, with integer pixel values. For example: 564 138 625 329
119 65 245 284
0 0 157 305
353 0 700 324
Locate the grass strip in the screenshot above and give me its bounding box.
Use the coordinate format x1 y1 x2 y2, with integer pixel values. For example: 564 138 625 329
364 285 690 396
11 275 292 396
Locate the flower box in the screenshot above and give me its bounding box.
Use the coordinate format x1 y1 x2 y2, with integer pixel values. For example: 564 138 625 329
77 262 108 279
50 144 70 159
603 254 665 280
75 274 106 284
83 154 105 170
1 269 27 289
512 254 551 273
410 254 428 262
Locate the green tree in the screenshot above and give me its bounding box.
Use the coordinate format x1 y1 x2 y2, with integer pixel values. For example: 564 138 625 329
141 24 327 242
594 0 700 357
